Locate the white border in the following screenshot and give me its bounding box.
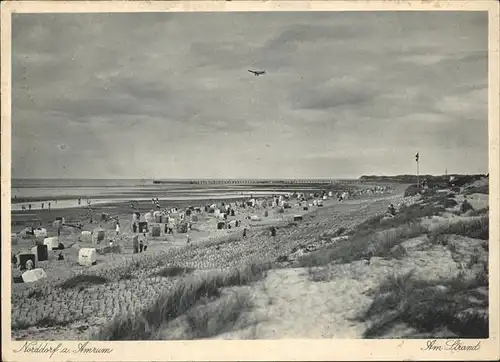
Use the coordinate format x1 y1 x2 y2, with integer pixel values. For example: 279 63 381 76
1 1 499 361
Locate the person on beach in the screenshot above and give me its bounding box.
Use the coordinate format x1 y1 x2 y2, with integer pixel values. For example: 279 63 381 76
48 202 51 210
28 204 31 210
26 259 34 270
186 234 191 245
41 203 44 210
270 226 277 238
388 204 396 216
243 227 247 238
139 239 144 253
116 221 120 235
133 235 139 254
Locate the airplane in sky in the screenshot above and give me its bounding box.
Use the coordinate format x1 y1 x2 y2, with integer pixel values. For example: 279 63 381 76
248 69 266 76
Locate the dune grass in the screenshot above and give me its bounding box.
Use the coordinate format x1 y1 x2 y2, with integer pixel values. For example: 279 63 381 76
463 184 489 195
36 317 74 328
307 266 333 282
93 262 272 340
153 266 196 278
11 318 73 331
27 289 44 299
202 231 245 248
352 202 443 239
302 196 486 270
299 223 428 268
383 203 444 227
59 274 108 290
429 215 489 243
181 290 254 339
96 245 122 255
443 197 458 208
468 207 489 217
359 270 488 339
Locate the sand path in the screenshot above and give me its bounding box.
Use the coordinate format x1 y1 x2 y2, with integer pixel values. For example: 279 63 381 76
216 241 461 340
215 268 370 339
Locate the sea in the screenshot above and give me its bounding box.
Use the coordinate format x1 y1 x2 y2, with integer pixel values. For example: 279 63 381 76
10 178 335 211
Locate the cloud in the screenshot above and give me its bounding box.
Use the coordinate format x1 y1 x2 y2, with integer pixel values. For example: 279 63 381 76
11 11 489 179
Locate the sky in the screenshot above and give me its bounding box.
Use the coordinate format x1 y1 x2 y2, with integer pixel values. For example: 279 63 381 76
12 11 488 179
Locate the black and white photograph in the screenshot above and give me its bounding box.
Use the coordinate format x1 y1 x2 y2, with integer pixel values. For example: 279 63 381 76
2 1 499 360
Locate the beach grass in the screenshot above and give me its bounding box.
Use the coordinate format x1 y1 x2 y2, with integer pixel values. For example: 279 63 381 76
299 222 428 268
359 269 489 338
153 266 196 278
59 275 108 290
180 289 254 339
429 215 489 244
93 262 272 340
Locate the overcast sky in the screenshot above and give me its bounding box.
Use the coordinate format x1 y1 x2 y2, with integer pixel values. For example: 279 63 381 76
12 11 488 179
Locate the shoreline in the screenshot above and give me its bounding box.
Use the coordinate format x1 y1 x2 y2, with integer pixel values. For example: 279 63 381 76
10 195 256 231
10 183 362 204
10 184 402 231
11 194 266 212
10 188 334 204
11 189 353 232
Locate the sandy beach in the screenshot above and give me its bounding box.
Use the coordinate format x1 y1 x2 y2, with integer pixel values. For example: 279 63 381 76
10 176 490 342
10 181 402 340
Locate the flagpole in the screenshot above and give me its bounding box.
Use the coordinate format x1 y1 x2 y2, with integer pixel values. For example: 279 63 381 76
417 159 419 187
415 152 420 188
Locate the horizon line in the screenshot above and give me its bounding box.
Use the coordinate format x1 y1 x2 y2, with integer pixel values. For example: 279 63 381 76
10 173 488 181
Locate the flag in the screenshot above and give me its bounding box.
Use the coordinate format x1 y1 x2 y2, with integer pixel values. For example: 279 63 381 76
415 152 419 162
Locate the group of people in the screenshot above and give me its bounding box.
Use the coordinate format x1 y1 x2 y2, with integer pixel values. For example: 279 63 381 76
20 201 53 211
18 196 96 212
78 198 92 206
